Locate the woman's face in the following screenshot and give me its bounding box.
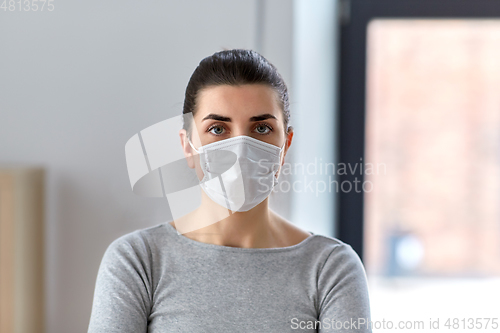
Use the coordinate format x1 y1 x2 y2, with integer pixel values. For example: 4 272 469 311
180 83 292 177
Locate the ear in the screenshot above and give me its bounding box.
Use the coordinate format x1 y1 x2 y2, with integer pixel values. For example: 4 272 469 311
179 128 196 169
281 127 294 166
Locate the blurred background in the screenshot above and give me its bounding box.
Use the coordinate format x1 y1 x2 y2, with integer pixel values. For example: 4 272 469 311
343 1 500 332
1 0 500 332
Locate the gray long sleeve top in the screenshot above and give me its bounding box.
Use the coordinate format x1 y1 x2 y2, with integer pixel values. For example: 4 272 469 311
87 222 372 332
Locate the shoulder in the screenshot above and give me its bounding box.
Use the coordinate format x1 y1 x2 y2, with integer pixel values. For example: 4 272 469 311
311 235 369 296
311 234 365 273
311 236 371 324
274 213 360 262
102 222 169 264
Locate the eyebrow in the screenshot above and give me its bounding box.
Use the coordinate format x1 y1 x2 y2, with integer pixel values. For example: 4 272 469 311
202 114 231 122
201 113 277 122
249 113 277 122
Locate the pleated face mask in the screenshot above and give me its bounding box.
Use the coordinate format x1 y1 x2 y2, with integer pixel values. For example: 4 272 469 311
189 135 285 212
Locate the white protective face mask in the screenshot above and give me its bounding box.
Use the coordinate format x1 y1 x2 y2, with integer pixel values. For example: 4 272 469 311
189 135 286 212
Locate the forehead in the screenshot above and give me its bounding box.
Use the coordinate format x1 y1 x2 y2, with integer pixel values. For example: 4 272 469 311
195 84 283 120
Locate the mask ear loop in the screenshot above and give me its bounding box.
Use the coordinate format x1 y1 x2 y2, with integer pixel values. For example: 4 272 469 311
187 139 200 154
274 139 288 185
278 138 287 165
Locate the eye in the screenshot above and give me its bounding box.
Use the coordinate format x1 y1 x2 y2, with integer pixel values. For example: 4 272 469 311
254 123 273 135
207 124 226 136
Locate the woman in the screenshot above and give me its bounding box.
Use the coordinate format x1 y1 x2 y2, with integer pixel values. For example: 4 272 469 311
88 49 372 332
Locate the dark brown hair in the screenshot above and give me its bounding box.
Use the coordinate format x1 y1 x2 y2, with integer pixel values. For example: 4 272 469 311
182 48 290 135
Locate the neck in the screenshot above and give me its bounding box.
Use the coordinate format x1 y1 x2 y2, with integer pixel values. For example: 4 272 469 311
173 194 285 248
